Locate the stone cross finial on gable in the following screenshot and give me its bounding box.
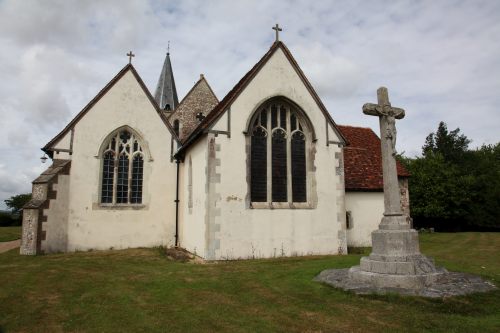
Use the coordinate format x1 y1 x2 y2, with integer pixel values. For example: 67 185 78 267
196 112 205 122
127 51 135 64
272 23 282 42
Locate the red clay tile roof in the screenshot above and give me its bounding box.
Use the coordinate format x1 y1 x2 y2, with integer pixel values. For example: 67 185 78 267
338 125 410 191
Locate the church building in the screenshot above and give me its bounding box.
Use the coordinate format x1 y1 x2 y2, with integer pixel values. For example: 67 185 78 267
20 34 410 260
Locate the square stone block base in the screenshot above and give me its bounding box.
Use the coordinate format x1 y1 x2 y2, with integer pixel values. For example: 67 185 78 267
370 228 420 258
348 265 447 290
347 227 447 290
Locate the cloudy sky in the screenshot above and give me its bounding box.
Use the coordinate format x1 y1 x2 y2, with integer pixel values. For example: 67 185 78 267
0 0 499 208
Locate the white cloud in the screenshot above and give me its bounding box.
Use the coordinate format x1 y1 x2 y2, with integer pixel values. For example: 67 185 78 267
0 0 499 206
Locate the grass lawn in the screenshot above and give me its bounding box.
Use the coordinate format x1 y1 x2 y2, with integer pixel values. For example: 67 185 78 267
0 233 498 332
0 226 22 242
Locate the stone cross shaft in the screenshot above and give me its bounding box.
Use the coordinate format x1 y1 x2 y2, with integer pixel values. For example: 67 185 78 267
363 87 406 224
272 24 282 42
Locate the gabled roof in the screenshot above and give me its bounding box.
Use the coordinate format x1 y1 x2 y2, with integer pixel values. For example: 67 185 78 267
168 74 219 140
338 125 410 191
154 52 179 111
168 74 218 120
43 63 179 156
175 41 347 156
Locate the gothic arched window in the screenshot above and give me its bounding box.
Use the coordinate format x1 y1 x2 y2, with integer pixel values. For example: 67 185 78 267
100 129 144 204
250 100 309 204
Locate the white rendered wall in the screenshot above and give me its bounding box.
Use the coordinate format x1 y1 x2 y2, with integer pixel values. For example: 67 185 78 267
345 192 384 247
205 48 346 260
179 137 208 258
42 174 70 253
62 70 177 251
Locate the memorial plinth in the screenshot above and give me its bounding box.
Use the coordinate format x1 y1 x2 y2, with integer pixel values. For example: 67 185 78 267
315 87 496 297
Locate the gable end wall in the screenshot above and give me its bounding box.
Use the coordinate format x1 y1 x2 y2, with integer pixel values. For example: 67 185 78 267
205 48 346 259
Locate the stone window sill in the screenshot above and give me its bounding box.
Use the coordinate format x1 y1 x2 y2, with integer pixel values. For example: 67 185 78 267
250 202 313 209
92 203 147 210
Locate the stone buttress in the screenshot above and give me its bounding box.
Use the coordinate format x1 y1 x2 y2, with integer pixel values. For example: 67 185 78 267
20 160 71 255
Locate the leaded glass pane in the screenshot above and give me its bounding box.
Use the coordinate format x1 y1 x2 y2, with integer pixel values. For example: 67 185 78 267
260 109 267 127
292 131 307 202
271 105 278 128
120 130 131 143
116 154 129 203
280 106 287 128
101 151 114 203
272 129 287 202
251 127 267 202
131 155 143 204
291 113 297 131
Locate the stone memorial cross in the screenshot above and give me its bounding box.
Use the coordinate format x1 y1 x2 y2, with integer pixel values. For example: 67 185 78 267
314 86 495 297
363 87 408 230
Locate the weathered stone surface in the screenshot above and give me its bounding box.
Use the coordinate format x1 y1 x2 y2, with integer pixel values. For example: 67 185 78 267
315 268 496 298
20 209 38 255
169 75 218 140
315 87 496 297
21 159 71 256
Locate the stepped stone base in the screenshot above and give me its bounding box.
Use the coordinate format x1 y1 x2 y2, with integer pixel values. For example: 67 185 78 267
315 268 496 298
315 229 496 297
315 227 496 297
348 264 447 290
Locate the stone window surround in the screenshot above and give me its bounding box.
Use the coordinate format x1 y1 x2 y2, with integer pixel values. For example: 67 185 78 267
246 97 317 209
94 126 152 210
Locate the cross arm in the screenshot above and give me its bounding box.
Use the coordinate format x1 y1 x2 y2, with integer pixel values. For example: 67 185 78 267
362 103 382 116
391 107 405 119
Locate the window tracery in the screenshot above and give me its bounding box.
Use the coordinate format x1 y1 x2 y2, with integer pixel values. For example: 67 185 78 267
250 100 308 204
100 129 144 205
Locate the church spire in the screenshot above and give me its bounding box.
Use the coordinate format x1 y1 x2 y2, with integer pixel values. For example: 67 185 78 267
154 49 179 111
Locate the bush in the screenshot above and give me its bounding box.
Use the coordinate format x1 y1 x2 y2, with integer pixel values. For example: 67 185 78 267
0 211 19 227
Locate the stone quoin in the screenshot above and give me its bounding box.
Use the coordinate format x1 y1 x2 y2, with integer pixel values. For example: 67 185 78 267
22 28 413 260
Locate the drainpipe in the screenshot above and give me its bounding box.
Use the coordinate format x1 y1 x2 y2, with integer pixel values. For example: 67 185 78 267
174 158 180 247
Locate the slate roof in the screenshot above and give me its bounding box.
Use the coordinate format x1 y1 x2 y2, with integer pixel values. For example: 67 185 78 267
338 125 410 191
175 41 347 156
154 52 179 111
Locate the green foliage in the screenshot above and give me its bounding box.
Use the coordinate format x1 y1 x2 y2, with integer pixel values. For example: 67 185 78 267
462 144 500 228
404 122 499 230
422 121 471 163
0 211 17 227
4 193 32 215
406 153 471 220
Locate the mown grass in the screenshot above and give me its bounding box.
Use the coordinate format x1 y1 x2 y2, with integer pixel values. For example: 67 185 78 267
0 226 22 242
0 233 499 332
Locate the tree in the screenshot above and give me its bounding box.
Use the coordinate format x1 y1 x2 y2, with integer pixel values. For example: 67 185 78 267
403 153 472 230
462 143 500 229
404 122 499 231
4 193 32 215
422 121 471 163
